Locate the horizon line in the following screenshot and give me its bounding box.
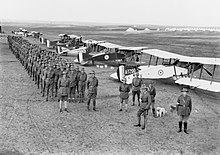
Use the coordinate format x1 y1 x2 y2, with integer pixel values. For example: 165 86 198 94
1 18 220 28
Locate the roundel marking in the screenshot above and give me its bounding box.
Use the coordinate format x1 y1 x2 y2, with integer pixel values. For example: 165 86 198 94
158 69 164 76
104 55 109 60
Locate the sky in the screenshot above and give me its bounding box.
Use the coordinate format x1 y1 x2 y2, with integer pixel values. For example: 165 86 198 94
0 0 220 27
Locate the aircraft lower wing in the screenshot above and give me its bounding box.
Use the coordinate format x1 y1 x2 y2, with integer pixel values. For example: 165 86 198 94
125 65 187 84
110 65 188 84
175 77 220 92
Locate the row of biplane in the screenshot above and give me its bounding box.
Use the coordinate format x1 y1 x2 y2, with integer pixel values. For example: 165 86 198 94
12 28 42 38
12 28 220 92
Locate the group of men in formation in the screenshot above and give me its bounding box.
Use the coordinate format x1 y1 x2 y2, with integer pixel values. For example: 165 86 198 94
7 35 99 112
7 35 192 133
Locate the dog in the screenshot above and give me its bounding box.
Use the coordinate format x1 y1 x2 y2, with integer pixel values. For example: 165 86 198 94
156 107 167 117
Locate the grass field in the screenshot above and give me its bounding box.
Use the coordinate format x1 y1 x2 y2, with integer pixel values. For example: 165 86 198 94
1 24 220 155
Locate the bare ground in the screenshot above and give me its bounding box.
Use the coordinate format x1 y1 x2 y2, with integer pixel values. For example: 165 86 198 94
0 35 220 155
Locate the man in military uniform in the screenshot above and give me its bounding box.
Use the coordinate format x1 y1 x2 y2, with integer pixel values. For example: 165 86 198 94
40 62 46 93
36 60 41 89
148 80 156 117
78 68 87 103
54 64 60 97
57 71 70 113
119 77 130 112
176 88 192 134
41 63 49 97
45 64 55 101
134 84 152 130
76 66 81 96
68 65 77 102
86 70 98 111
132 72 142 106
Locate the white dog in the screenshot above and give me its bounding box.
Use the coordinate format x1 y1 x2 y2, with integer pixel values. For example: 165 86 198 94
156 107 167 117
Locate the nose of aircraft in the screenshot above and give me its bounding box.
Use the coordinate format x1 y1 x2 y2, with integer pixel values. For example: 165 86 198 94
110 72 118 80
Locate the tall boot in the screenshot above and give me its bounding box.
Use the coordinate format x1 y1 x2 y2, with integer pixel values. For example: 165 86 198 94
184 122 189 134
87 98 90 110
142 116 147 130
134 116 141 127
46 88 49 101
152 108 156 117
93 100 96 111
178 121 182 132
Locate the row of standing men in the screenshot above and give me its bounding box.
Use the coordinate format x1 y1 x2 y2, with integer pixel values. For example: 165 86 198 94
7 35 99 112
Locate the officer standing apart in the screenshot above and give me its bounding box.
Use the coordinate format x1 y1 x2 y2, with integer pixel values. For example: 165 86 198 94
132 72 142 106
119 77 130 112
134 84 152 130
86 70 98 111
148 81 156 117
176 88 192 134
57 71 70 113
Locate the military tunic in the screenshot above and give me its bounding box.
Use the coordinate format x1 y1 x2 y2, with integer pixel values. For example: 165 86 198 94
87 76 98 98
119 83 130 99
58 78 69 98
78 72 87 92
177 95 192 116
137 91 152 117
149 86 156 102
132 77 142 103
132 77 142 91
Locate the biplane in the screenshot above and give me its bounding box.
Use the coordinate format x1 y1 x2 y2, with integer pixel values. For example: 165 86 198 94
12 28 28 36
110 49 188 84
110 49 220 92
174 56 220 92
28 31 42 38
74 42 125 65
45 34 83 51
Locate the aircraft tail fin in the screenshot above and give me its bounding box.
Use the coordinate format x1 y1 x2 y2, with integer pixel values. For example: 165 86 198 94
77 50 90 65
56 46 62 54
117 64 139 81
46 39 51 48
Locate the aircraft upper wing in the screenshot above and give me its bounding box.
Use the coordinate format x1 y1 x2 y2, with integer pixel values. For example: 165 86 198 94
142 49 183 59
68 34 80 39
97 42 124 49
82 40 105 44
58 34 67 37
119 46 148 51
178 56 220 65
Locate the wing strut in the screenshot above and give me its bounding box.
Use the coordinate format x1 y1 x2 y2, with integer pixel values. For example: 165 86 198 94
169 58 172 65
211 65 216 85
155 57 159 65
190 64 195 82
199 65 203 79
140 52 143 63
174 66 177 78
148 55 152 67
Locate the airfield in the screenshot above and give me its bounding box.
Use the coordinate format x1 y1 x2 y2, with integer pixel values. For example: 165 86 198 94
0 24 220 155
